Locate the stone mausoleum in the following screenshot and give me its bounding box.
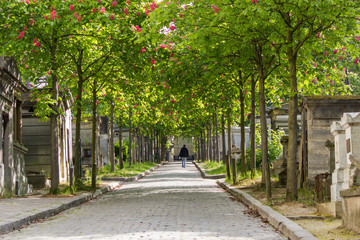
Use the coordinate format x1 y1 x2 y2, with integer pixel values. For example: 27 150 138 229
300 96 360 186
0 56 32 196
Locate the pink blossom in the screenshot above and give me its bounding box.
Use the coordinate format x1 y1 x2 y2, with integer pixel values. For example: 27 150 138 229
77 15 81 21
96 100 99 104
36 41 40 48
18 31 24 39
126 0 130 5
29 18 35 25
333 49 338 54
110 15 115 20
92 8 97 13
338 56 343 60
150 4 155 11
251 0 258 3
124 8 129 15
170 53 174 57
136 12 140 16
136 25 141 32
33 38 37 44
211 5 220 13
50 10 56 20
44 15 48 20
151 59 155 64
70 4 74 11
355 57 360 64
145 8 149 16
26 0 30 4
134 104 137 108
112 1 117 7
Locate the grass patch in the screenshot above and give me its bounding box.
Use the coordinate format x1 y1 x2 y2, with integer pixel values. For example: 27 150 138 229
41 182 100 197
199 161 226 175
98 161 157 178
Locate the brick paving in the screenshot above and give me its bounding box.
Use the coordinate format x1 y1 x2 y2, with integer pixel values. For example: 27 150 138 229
0 162 285 240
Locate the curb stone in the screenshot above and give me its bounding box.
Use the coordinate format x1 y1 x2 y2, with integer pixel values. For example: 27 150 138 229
192 161 226 179
217 180 318 240
101 163 162 182
0 182 120 235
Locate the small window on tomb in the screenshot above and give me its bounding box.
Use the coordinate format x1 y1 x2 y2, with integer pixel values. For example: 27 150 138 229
83 149 91 157
100 117 108 134
13 99 22 143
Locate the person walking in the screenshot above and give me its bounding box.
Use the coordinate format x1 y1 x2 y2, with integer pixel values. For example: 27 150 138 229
179 145 189 168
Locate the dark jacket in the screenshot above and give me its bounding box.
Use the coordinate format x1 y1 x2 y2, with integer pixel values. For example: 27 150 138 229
179 146 189 157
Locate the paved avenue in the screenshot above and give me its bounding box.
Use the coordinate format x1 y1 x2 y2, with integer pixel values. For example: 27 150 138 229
0 163 285 240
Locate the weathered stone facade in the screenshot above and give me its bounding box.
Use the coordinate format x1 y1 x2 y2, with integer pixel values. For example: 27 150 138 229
300 96 360 186
0 56 31 195
71 117 109 167
22 91 73 185
268 105 301 134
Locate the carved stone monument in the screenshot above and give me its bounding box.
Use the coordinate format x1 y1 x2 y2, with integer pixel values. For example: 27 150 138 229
338 112 360 232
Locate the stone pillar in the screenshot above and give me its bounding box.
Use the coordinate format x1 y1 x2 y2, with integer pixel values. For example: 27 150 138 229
330 122 347 202
340 113 360 187
4 107 14 191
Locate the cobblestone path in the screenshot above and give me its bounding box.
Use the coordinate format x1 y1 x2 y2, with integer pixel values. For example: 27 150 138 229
0 163 285 240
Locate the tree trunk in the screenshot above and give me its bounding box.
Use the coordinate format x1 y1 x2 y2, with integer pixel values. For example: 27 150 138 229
118 115 124 169
96 115 101 168
202 130 206 161
250 75 256 179
109 100 115 172
221 113 226 165
287 51 298 200
239 73 246 176
50 47 59 193
128 109 132 166
91 83 97 189
50 115 59 192
209 118 213 161
259 73 271 201
215 113 219 162
197 138 201 161
227 109 237 184
149 132 153 162
212 114 216 161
